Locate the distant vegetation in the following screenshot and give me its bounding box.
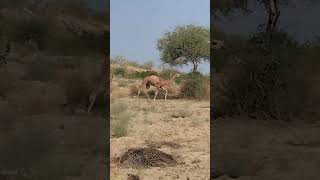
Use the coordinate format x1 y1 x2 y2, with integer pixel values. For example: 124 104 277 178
213 30 320 121
111 55 210 100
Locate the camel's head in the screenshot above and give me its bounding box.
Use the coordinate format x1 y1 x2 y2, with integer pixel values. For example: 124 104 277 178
172 73 180 79
169 73 180 78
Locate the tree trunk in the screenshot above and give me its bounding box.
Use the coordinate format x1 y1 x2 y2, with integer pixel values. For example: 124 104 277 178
192 61 198 72
262 0 280 35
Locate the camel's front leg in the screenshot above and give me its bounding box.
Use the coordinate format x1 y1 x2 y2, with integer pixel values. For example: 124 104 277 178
154 88 160 101
161 87 168 100
137 87 142 98
145 91 151 100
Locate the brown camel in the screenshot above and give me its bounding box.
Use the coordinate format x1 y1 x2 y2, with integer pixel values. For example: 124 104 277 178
137 73 180 101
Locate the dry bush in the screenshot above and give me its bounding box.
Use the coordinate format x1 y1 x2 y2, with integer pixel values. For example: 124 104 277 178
164 81 180 95
129 83 140 96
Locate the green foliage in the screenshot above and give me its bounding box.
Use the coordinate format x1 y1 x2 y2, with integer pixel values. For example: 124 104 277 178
113 67 126 77
180 72 207 99
126 70 158 79
157 24 209 72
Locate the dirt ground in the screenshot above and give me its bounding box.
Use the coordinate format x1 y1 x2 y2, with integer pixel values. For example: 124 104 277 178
212 117 320 180
110 97 210 180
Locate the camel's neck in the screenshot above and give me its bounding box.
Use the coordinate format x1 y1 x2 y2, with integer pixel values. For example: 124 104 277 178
161 76 176 85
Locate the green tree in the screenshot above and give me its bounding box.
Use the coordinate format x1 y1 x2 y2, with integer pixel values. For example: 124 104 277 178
157 24 209 72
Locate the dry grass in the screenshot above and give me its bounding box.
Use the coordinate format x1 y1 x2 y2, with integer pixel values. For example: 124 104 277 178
111 101 131 137
171 110 192 118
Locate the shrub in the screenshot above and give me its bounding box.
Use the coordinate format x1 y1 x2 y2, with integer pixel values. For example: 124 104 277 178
129 83 140 96
113 67 126 77
126 70 158 79
180 72 206 99
141 60 154 70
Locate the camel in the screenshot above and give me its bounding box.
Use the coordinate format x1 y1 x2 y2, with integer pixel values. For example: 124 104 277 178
137 73 180 101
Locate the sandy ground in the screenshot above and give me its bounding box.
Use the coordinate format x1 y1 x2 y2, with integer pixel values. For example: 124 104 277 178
212 117 320 180
110 97 210 180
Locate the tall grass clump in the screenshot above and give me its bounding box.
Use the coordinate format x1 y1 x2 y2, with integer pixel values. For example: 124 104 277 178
110 102 131 137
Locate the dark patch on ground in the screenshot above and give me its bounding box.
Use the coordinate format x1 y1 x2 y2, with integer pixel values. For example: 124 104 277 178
127 173 140 180
115 147 177 168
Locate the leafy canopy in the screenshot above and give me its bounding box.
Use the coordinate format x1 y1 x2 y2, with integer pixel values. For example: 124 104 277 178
156 24 209 72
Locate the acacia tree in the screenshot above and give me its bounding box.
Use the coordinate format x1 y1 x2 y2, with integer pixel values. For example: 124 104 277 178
157 24 209 72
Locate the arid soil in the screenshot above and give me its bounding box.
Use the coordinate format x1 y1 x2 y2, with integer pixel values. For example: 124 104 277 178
110 97 210 180
212 117 320 180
